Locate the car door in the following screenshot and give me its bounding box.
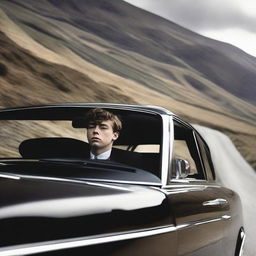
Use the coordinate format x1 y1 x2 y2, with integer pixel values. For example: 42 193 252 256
163 119 232 256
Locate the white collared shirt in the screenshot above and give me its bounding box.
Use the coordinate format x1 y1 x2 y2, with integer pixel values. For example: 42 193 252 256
90 149 112 160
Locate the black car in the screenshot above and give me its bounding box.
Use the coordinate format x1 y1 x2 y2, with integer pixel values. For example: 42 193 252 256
0 103 245 256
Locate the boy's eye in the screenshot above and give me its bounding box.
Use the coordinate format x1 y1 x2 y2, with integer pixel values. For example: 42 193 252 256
100 125 108 130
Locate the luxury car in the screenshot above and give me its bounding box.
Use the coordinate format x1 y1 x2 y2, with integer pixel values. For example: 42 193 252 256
0 103 245 256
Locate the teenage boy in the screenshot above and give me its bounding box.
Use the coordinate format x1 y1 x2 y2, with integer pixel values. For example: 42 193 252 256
85 108 122 160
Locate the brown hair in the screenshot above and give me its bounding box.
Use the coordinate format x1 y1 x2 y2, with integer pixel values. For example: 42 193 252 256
85 108 122 132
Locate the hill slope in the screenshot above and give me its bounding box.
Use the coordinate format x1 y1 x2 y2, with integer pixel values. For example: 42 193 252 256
0 0 255 169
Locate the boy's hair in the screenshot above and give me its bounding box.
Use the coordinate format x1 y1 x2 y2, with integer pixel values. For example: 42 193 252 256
85 108 122 132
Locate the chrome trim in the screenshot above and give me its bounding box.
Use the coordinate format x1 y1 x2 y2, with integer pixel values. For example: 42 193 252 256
160 184 223 195
177 215 231 230
203 198 229 206
172 115 194 130
0 216 231 256
0 172 20 180
5 173 161 187
192 130 207 178
222 215 231 220
168 117 174 183
79 178 161 186
162 183 221 190
169 179 190 183
0 225 176 256
85 181 132 191
161 115 172 187
239 229 246 256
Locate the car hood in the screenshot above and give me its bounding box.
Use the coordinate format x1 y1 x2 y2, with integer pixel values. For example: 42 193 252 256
0 174 171 247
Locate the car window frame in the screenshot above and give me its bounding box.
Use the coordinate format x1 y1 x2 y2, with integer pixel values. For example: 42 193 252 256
194 132 216 181
168 118 207 184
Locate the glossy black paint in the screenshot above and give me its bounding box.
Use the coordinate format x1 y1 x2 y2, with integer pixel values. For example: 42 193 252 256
0 103 244 256
0 174 172 247
165 184 235 255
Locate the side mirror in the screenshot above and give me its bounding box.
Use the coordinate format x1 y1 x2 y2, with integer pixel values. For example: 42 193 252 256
175 158 191 179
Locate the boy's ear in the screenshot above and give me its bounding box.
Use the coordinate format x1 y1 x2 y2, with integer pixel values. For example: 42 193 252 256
113 131 119 141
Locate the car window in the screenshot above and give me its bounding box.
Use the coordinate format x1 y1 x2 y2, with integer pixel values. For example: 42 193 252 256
195 134 215 181
0 120 84 158
171 120 206 181
114 144 160 153
173 140 198 175
132 144 160 153
0 110 163 183
112 144 161 177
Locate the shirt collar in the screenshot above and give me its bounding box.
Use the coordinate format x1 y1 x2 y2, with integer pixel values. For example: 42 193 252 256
90 149 112 160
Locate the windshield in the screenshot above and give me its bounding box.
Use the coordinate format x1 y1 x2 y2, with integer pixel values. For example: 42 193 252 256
0 108 163 184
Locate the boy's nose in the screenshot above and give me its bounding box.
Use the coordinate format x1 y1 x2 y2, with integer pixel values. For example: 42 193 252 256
93 126 100 133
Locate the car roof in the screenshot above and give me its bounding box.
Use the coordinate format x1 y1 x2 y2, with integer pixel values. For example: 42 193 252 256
0 103 174 120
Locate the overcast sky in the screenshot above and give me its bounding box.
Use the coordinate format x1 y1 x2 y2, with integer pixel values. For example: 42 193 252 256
124 0 256 57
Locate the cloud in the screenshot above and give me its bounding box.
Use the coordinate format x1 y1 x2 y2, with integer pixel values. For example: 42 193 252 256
204 28 256 56
124 0 256 33
124 0 256 56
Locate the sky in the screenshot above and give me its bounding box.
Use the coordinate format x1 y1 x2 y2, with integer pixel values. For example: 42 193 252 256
124 0 256 57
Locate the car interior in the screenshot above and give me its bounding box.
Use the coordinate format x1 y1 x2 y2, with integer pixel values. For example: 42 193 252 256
13 108 163 179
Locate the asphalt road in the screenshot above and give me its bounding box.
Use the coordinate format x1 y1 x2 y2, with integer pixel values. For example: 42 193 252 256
195 125 256 256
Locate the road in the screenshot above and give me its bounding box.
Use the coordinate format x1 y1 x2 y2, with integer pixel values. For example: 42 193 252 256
195 125 256 256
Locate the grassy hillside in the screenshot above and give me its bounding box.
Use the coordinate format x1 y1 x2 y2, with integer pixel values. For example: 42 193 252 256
0 0 255 169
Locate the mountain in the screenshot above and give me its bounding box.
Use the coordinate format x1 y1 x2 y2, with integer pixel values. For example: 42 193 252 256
0 0 255 169
0 30 135 106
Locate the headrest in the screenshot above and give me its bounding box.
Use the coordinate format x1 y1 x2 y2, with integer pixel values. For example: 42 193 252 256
19 137 89 159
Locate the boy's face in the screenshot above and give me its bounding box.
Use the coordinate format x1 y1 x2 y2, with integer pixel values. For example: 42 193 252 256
87 120 119 154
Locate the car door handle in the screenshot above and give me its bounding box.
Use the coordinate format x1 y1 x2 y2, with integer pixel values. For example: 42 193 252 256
203 198 229 206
